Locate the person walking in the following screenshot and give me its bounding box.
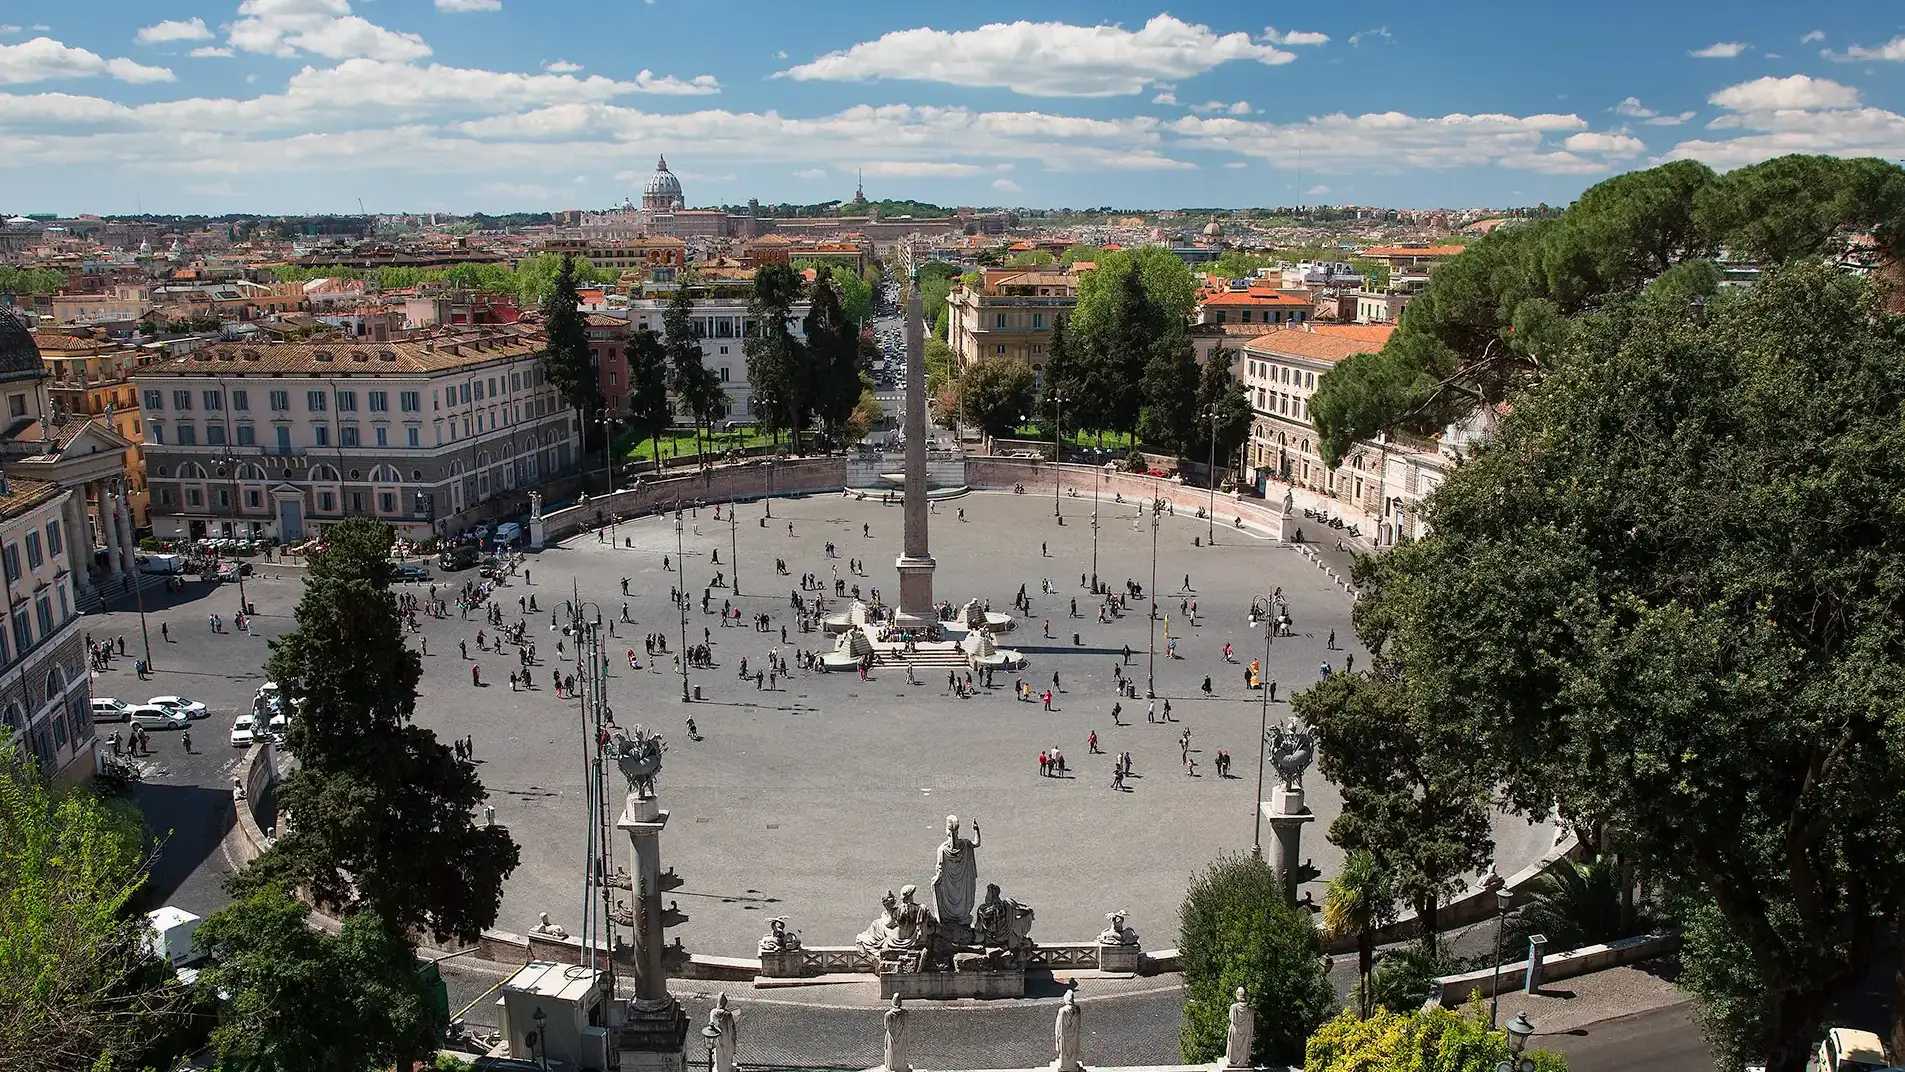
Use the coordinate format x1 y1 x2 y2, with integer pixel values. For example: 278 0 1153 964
1042 690 1053 712
1039 751 1049 777
1088 729 1099 754
1146 698 1155 723
1201 675 1213 696
180 727 192 753
470 663 481 686
1110 701 1122 726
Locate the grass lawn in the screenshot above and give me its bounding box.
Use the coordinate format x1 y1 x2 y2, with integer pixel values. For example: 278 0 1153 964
617 427 783 465
1006 426 1136 450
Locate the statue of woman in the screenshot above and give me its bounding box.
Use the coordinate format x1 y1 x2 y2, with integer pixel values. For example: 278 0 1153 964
932 815 980 927
709 994 737 1072
1225 987 1254 1068
884 994 911 1072
1053 989 1082 1072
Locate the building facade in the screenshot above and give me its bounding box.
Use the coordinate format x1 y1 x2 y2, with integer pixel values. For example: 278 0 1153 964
38 330 150 526
134 325 578 542
946 269 1079 377
1240 325 1394 522
0 477 95 784
621 289 809 425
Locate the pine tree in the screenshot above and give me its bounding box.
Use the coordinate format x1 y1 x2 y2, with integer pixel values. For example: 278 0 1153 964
663 286 725 462
538 253 602 458
746 264 806 450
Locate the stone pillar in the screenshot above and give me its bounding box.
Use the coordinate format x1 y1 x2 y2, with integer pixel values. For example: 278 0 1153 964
64 491 96 604
1261 784 1316 908
616 791 687 1072
95 483 121 579
893 266 935 628
114 482 137 582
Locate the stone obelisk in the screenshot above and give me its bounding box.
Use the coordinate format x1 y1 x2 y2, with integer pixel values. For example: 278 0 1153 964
894 262 936 628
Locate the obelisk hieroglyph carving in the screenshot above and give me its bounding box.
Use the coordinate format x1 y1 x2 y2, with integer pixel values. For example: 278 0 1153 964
894 257 936 627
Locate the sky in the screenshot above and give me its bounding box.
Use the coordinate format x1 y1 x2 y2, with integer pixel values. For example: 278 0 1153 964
1 1 1903 216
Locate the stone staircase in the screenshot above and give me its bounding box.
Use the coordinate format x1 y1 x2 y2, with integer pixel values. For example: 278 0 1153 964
77 574 184 615
870 643 971 669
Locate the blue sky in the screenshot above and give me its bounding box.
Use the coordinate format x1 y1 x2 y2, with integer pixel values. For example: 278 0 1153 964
1 1 1902 215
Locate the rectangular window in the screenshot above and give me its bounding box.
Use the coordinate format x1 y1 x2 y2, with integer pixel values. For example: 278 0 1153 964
719 367 730 383
488 377 498 397
185 488 202 507
995 345 1006 356
216 488 229 508
235 424 255 446
205 424 226 446
149 423 164 445
6 394 22 418
314 425 330 447
231 389 249 411
143 389 164 410
337 391 357 412
173 390 192 411
270 390 289 411
1306 372 1315 389
350 492 366 513
510 373 521 391
35 596 52 640
1032 314 1043 328
176 424 197 446
202 390 223 410
12 607 30 655
379 492 396 513
460 383 471 404
407 427 420 447
44 521 61 558
375 426 388 447
275 426 291 451
307 391 327 412
340 425 359 447
995 313 1007 328
245 489 261 509
22 533 38 570
319 491 336 512
609 373 618 387
400 391 420 412
369 391 388 412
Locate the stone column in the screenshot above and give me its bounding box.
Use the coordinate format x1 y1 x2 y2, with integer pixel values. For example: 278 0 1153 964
617 790 687 1071
114 482 138 583
1261 784 1316 908
64 491 96 604
95 483 121 579
893 265 935 628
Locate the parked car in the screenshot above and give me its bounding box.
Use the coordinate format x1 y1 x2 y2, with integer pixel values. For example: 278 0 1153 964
229 713 258 748
92 697 132 722
126 705 187 730
1817 1028 1893 1072
147 695 209 720
438 544 479 571
394 563 430 581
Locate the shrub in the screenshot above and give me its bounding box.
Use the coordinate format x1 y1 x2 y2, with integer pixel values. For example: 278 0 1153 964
1305 997 1572 1072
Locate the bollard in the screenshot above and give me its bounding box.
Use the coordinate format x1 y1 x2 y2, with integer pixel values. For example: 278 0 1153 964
1524 934 1549 994
1073 633 1081 646
694 685 703 701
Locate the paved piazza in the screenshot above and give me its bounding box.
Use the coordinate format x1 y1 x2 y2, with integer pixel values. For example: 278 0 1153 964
104 488 1553 960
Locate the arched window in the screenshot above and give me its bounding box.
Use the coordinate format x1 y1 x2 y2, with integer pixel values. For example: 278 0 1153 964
370 465 401 484
309 464 341 482
2 702 21 731
43 665 62 701
180 462 208 479
238 463 268 481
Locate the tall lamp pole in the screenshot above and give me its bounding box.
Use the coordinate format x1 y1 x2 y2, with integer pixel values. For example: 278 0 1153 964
213 455 250 616
763 458 773 518
675 515 691 703
598 410 619 493
1248 594 1275 854
111 489 153 670
1050 392 1067 519
1490 884 1513 1028
1146 497 1161 698
1089 462 1101 592
728 505 740 596
1204 404 1219 547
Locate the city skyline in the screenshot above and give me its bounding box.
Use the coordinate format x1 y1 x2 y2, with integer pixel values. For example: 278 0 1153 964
1 1 1902 214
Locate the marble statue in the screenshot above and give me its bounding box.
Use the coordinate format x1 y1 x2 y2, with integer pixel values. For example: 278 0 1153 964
883 995 911 1072
709 994 737 1072
1053 989 1082 1072
610 726 666 799
933 815 981 928
973 882 1035 955
856 890 900 957
1266 722 1316 791
858 887 937 969
531 911 568 939
529 490 543 519
1096 910 1139 946
1225 987 1254 1068
891 885 936 954
1282 488 1294 517
759 917 800 954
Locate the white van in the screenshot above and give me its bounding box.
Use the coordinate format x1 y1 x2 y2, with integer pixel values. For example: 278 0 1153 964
137 552 187 575
494 522 523 546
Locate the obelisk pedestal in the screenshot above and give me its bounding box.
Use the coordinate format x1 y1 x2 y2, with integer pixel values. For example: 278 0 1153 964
893 261 937 629
1260 784 1315 908
618 793 688 1071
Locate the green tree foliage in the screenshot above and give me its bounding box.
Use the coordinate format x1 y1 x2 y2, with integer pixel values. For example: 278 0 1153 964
1316 262 1905 1072
745 264 808 449
958 355 1037 438
1309 155 1905 464
1509 857 1633 953
195 886 440 1072
1191 348 1253 469
1059 244 1106 265
625 328 673 474
237 519 518 943
1137 336 1199 454
833 269 874 325
663 286 727 459
1305 1000 1571 1072
537 254 602 448
803 268 866 444
1355 942 1457 1019
1209 251 1278 280
915 261 962 333
0 742 185 1072
272 254 615 306
1179 852 1337 1066
0 267 69 296
1008 251 1056 267
1347 258 1389 289
1321 850 1397 1019
1067 248 1198 440
923 336 956 400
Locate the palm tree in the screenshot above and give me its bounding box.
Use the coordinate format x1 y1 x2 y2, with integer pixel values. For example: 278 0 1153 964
1322 851 1398 1018
1511 856 1630 952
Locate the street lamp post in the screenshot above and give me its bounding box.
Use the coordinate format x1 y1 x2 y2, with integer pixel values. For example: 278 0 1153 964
1050 392 1067 519
1204 404 1219 548
763 458 773 518
1248 595 1275 854
1497 1013 1536 1072
675 515 691 703
598 410 619 494
531 1006 549 1071
1146 497 1161 698
1490 885 1514 1028
110 489 153 671
1089 462 1101 592
728 506 740 596
213 456 250 617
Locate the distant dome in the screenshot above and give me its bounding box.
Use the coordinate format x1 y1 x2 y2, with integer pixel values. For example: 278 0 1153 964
4 216 35 228
642 154 684 212
1202 219 1223 237
0 308 46 384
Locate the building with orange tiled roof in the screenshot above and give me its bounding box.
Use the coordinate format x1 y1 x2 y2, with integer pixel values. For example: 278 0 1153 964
946 268 1078 376
1195 282 1314 328
1239 325 1392 522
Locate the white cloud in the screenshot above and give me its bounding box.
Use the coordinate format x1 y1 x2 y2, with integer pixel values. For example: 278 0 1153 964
1152 92 1177 106
1614 96 1655 118
0 37 174 84
476 180 551 202
1265 27 1329 46
1668 106 1905 168
1832 36 1905 62
0 27 20 36
544 60 582 73
184 181 239 196
436 0 502 10
1650 112 1694 126
1348 27 1391 47
792 168 827 179
778 14 1295 97
860 161 986 177
1305 184 1330 196
629 70 719 95
191 47 235 59
1191 100 1252 115
136 18 213 45
1563 131 1646 155
1801 30 1825 44
229 0 432 62
1709 74 1859 111
991 178 1020 192
1689 41 1748 58
1222 160 1247 168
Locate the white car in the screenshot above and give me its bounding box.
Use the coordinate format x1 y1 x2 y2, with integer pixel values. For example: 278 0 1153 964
92 697 132 722
229 713 258 748
126 705 188 731
148 695 209 720
267 708 289 736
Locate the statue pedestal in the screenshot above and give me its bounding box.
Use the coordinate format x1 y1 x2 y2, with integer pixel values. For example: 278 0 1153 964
528 516 546 551
1097 942 1142 974
880 965 1025 1000
1261 787 1315 907
893 555 937 628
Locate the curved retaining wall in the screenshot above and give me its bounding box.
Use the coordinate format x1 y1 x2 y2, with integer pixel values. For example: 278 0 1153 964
231 741 278 865
541 458 848 544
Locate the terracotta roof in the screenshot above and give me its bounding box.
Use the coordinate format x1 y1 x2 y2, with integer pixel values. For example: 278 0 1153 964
134 324 545 377
1304 324 1399 344
1069 261 1097 271
0 476 61 521
1360 244 1465 258
1242 325 1393 365
1199 290 1314 308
